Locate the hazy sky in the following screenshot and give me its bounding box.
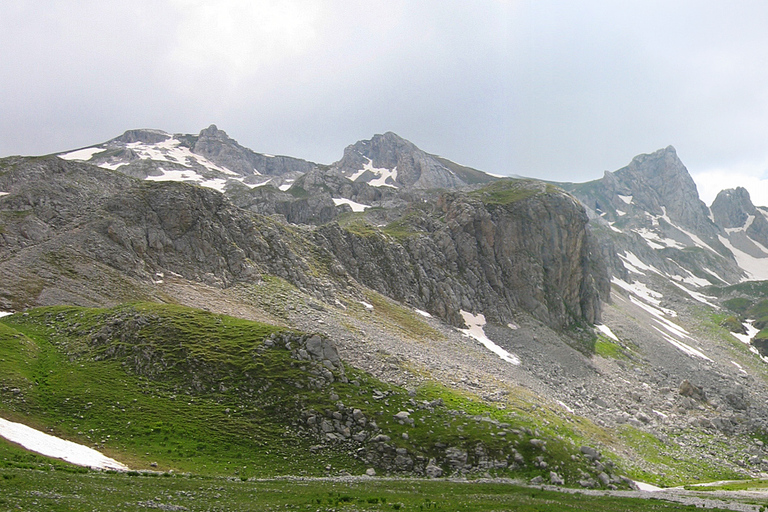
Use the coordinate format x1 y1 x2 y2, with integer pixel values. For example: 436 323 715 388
3 1 768 205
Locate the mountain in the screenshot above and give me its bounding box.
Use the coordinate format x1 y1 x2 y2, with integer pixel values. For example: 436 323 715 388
331 132 498 189
7 128 768 495
58 124 317 192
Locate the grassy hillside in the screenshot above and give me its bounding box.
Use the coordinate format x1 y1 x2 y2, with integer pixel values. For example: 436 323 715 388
0 303 623 487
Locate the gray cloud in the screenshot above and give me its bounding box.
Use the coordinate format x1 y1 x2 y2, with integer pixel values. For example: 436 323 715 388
3 0 768 197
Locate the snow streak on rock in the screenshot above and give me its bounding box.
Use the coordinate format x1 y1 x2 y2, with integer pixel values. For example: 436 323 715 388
459 311 520 365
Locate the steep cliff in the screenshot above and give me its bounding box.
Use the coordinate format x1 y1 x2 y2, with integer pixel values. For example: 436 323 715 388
314 179 608 330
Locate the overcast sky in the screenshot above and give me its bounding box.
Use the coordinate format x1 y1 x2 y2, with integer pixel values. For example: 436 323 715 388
3 1 768 205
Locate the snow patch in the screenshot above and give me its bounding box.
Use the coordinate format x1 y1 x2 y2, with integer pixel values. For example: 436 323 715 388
0 417 128 471
58 146 104 161
634 481 663 492
278 180 294 191
615 209 626 216
349 158 398 188
359 301 374 310
731 361 749 375
459 311 520 365
595 324 618 341
731 322 759 345
636 228 685 250
718 234 768 280
0 311 12 318
507 323 518 330
618 194 633 204
618 252 663 276
611 277 664 307
415 309 432 318
557 400 574 413
0 192 9 197
332 198 371 212
668 281 717 307
126 138 241 176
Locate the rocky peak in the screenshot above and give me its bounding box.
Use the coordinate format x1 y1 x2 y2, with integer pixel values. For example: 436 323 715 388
198 124 231 140
111 129 171 145
331 132 493 190
611 146 711 232
711 187 756 229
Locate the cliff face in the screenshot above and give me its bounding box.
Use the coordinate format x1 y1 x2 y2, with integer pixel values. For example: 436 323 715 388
0 157 606 331
314 180 608 329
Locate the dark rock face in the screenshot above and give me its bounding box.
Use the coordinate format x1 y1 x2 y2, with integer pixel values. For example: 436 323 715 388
0 156 606 331
314 182 608 329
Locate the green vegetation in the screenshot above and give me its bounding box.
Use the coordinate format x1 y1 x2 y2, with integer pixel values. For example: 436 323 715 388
470 179 557 206
723 298 752 315
0 470 742 512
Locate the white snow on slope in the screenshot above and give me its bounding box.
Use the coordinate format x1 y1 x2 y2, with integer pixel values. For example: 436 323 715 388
58 146 104 161
612 277 665 307
459 311 520 365
332 198 371 212
636 228 685 250
0 311 12 317
731 322 759 346
415 309 432 318
145 168 229 193
668 280 717 307
618 194 633 204
0 417 128 471
349 158 398 188
718 234 768 280
126 138 241 176
725 215 755 234
618 252 662 276
595 324 618 341
0 192 7 198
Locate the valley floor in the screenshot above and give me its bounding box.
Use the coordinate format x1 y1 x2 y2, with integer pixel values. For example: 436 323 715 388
2 467 766 512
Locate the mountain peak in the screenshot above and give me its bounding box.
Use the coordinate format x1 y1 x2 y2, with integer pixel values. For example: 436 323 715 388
198 124 230 140
711 186 757 229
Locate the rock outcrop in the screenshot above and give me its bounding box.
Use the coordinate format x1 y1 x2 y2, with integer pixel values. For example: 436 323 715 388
331 132 496 190
314 180 608 329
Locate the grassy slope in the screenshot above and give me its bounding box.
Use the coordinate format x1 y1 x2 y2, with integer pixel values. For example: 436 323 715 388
0 303 620 487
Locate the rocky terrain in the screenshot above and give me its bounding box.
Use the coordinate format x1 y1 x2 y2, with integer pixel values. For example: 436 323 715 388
5 128 768 492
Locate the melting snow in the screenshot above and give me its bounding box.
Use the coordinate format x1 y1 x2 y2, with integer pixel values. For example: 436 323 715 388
58 146 104 161
718 235 768 280
359 301 374 310
595 324 618 341
349 158 398 188
731 322 759 345
731 361 749 375
459 311 520 365
636 228 685 250
0 311 12 317
725 215 755 234
0 417 128 471
668 281 717 307
332 198 371 212
618 194 633 204
702 268 727 284
634 481 663 492
557 400 574 413
618 252 663 276
278 180 294 191
615 209 626 216
125 138 241 176
612 277 664 307
415 309 432 318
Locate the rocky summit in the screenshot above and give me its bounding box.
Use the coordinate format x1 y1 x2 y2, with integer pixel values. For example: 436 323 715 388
6 127 768 497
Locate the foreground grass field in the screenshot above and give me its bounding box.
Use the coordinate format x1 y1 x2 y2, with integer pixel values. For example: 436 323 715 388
0 466 745 512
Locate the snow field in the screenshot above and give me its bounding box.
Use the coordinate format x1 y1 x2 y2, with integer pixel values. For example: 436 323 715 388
459 311 520 365
0 417 128 471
